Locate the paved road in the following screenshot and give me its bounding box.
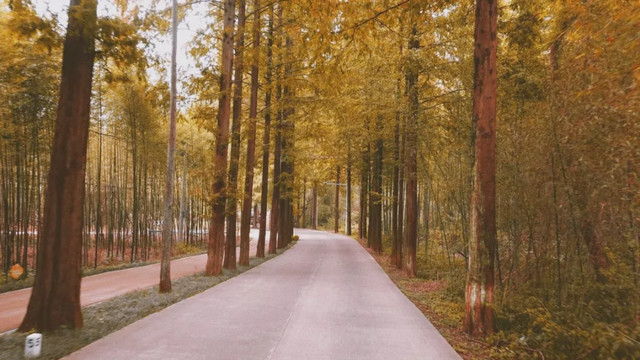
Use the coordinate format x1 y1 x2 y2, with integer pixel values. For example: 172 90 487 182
0 229 266 334
67 229 461 360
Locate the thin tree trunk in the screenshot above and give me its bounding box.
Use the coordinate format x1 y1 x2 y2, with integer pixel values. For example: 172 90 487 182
463 0 498 336
334 166 340 233
269 117 281 253
94 70 104 270
397 114 406 268
159 0 178 292
278 25 295 249
404 24 419 277
239 0 260 266
268 4 283 254
301 179 306 228
424 183 429 254
19 0 97 332
178 152 187 243
370 116 383 254
224 0 247 270
312 182 318 229
359 122 370 241
207 0 236 276
392 98 400 266
257 3 274 258
346 147 352 236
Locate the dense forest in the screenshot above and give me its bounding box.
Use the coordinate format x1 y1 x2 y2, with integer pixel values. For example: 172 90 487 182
1 0 639 358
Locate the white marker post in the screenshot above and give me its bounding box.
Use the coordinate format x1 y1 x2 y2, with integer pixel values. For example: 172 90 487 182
25 333 42 358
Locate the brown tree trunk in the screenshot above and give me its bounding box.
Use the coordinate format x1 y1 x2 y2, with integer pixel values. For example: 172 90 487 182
19 0 97 332
224 0 247 270
392 98 400 266
397 132 405 269
301 179 307 228
463 0 498 337
278 27 295 249
239 0 260 266
369 116 383 254
423 183 430 254
268 90 282 250
269 4 284 253
334 166 341 233
360 123 370 241
159 0 179 293
268 109 281 254
346 146 352 236
404 25 419 277
207 0 236 276
312 182 318 229
257 3 274 258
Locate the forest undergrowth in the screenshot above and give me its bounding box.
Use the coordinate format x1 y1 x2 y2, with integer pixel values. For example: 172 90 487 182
360 235 640 360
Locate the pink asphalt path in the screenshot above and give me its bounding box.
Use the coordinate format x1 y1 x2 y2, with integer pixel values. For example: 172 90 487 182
0 229 266 333
67 229 461 360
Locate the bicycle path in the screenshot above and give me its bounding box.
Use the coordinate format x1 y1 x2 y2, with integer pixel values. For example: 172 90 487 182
67 229 461 360
0 229 266 334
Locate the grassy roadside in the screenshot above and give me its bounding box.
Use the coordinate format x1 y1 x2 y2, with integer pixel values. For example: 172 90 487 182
0 248 207 294
0 242 295 360
355 237 493 360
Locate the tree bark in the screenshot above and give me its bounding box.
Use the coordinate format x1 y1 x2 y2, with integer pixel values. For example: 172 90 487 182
207 0 236 276
178 152 187 243
463 0 498 337
277 28 295 249
346 146 352 235
224 0 247 270
404 24 419 278
159 0 179 293
359 123 370 241
312 182 318 229
369 116 383 254
397 131 405 269
19 0 97 332
334 165 340 233
257 3 274 258
239 0 260 266
269 4 284 253
392 99 400 266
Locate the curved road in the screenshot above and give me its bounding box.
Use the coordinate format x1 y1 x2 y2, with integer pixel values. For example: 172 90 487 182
67 229 461 360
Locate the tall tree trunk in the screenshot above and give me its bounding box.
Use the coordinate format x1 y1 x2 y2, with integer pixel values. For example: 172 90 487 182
94 71 104 270
19 0 97 332
346 146 352 235
207 0 236 276
224 0 247 270
424 183 429 254
397 130 405 269
404 24 419 277
239 0 260 266
312 182 318 229
334 165 340 233
268 4 283 253
463 0 498 337
278 24 295 249
359 123 370 241
392 97 400 266
268 108 281 254
178 152 187 243
159 0 178 293
370 116 383 254
257 3 274 258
